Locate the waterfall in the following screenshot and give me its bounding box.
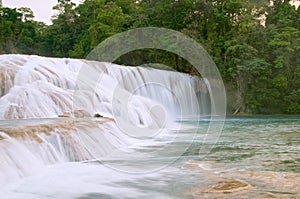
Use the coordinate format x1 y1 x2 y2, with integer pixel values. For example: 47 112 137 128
0 118 133 186
0 54 213 185
0 54 212 120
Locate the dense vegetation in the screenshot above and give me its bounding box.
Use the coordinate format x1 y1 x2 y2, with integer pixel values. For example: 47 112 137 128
0 0 300 114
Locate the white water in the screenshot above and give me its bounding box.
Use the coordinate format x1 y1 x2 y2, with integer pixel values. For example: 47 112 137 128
1 55 298 199
0 54 210 121
0 54 213 193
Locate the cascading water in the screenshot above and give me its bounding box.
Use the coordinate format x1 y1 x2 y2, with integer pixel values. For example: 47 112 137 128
1 55 297 199
0 54 211 120
0 54 213 197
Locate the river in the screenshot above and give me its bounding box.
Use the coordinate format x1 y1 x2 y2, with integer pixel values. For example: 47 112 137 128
0 116 299 199
0 55 299 198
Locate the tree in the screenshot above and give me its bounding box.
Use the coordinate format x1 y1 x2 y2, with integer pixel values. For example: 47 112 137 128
70 0 134 58
263 1 300 113
40 0 78 57
0 7 39 54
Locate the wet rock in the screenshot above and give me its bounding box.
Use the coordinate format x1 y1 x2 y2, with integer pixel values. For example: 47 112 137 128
58 112 72 118
74 110 91 118
94 113 103 118
206 179 250 193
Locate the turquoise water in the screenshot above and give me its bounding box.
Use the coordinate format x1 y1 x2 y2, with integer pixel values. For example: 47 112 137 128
78 115 300 198
1 116 300 198
202 116 300 172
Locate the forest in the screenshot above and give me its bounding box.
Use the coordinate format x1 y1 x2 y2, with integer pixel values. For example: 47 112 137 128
0 0 299 114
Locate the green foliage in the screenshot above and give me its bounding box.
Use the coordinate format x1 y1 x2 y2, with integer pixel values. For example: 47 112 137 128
0 0 299 114
0 7 40 54
285 89 300 114
272 74 288 89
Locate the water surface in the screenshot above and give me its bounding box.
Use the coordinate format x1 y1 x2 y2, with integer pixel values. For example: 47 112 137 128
0 116 299 199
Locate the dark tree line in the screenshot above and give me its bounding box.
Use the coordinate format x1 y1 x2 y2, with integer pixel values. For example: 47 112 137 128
0 0 300 114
